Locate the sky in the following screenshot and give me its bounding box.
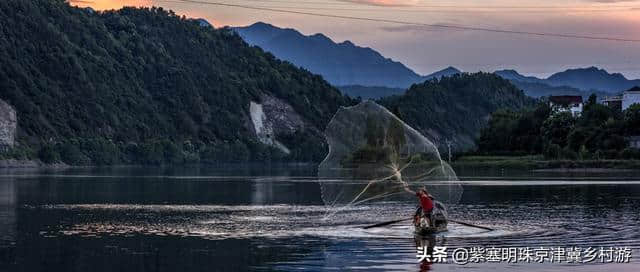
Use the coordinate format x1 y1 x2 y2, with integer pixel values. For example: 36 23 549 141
70 0 640 79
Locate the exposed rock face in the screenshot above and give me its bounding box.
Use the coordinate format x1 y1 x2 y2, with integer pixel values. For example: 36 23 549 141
249 95 305 154
0 99 17 151
261 95 305 135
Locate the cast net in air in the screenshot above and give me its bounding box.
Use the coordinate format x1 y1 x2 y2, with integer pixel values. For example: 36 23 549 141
318 101 462 217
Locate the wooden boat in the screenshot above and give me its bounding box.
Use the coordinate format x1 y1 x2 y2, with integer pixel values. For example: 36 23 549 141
414 201 448 235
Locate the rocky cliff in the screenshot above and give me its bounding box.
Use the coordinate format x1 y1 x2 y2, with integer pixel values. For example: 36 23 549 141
249 95 307 154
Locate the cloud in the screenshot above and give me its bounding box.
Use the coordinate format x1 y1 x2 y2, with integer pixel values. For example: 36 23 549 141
69 0 152 10
338 0 420 7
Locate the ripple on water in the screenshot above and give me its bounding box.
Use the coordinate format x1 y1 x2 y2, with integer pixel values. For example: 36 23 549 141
37 203 553 241
32 201 640 270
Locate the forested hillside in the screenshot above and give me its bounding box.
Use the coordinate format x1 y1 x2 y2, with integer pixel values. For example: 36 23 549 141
378 73 534 151
0 1 536 166
0 0 353 165
477 93 640 160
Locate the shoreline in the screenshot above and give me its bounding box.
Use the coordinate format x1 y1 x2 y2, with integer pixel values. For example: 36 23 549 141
0 159 69 169
0 160 317 169
452 155 640 170
531 168 635 173
3 156 640 172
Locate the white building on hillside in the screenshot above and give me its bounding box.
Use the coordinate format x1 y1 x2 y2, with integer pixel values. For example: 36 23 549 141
622 88 640 110
549 95 583 116
601 95 622 109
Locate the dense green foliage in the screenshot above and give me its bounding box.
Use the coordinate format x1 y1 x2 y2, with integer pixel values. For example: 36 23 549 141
378 73 534 151
477 94 640 159
0 0 352 165
476 104 552 155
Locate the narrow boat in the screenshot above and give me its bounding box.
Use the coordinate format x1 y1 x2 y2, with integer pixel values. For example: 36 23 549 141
414 200 448 235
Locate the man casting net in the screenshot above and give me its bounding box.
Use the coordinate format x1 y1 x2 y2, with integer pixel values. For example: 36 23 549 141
318 101 463 219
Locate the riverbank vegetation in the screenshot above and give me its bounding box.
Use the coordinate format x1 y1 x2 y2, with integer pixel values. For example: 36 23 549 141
469 93 640 167
452 155 640 169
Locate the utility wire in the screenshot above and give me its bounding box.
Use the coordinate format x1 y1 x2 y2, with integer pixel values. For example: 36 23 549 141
176 5 634 13
158 0 636 12
168 0 640 42
212 0 640 9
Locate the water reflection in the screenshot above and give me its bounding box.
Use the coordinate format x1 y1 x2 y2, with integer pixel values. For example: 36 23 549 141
0 176 16 271
0 166 639 271
415 235 437 271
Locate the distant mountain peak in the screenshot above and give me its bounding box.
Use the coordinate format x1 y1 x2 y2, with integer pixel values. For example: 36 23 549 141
495 69 520 75
551 66 627 79
233 22 423 88
250 21 275 29
442 66 461 73
546 66 636 92
309 33 332 42
423 66 461 80
340 40 355 46
495 66 640 95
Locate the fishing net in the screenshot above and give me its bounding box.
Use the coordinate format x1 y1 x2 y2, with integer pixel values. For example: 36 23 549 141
318 101 462 216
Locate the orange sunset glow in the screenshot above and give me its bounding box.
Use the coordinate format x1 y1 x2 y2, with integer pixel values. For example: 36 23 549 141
67 0 640 78
69 0 152 10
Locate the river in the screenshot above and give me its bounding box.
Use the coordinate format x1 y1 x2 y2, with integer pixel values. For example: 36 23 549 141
1 165 639 271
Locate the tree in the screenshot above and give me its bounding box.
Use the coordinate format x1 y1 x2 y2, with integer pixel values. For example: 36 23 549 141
567 127 588 151
580 103 613 127
584 94 597 110
624 104 640 135
542 112 575 147
543 143 561 159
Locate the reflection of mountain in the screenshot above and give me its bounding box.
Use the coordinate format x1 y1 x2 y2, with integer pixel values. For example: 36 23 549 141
0 177 16 244
234 22 461 93
495 67 640 97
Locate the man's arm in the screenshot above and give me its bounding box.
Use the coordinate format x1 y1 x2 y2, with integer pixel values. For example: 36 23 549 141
403 184 415 195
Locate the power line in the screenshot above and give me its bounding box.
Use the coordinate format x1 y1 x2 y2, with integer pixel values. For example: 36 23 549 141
181 5 635 14
212 0 640 9
159 0 637 12
207 1 640 13
166 0 640 42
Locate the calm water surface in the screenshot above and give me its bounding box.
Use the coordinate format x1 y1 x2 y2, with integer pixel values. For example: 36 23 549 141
1 165 639 271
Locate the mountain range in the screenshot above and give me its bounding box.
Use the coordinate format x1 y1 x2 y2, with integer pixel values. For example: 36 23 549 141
0 0 532 165
234 22 460 89
3 1 632 166
235 22 639 98
495 67 640 97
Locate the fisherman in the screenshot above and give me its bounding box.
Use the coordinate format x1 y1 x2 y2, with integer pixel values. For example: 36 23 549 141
414 188 434 227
